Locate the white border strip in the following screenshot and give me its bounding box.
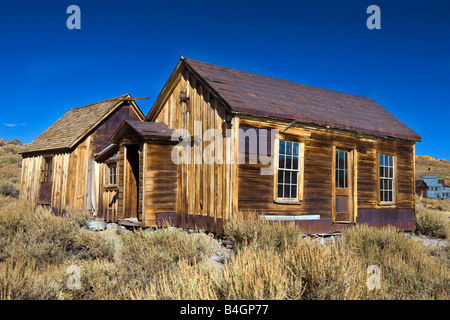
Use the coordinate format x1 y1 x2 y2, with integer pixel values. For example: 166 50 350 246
260 215 321 221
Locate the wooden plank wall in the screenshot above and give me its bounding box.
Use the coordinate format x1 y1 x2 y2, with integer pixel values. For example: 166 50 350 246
152 69 233 233
20 155 44 205
237 118 415 220
97 162 118 222
20 134 97 214
50 153 70 212
117 145 125 220
142 143 178 227
65 134 95 211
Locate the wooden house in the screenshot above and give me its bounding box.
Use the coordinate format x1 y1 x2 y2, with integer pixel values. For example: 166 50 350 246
100 57 421 234
20 95 144 217
415 179 428 198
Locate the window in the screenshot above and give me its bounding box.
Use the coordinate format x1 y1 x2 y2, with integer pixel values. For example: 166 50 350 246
277 140 300 199
41 156 53 182
379 154 394 203
335 151 348 189
108 163 117 186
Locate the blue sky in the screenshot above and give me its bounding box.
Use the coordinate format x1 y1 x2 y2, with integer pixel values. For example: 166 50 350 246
0 0 449 159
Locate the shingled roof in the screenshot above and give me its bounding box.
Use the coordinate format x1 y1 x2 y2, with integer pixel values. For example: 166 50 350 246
182 58 421 142
22 94 136 154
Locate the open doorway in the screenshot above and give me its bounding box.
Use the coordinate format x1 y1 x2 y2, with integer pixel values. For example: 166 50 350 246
124 144 140 220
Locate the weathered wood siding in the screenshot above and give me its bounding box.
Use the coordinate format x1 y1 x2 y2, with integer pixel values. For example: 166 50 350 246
141 143 178 227
237 117 415 231
149 68 235 233
65 134 95 211
20 155 45 205
94 104 142 154
97 162 118 222
117 145 125 220
20 135 93 213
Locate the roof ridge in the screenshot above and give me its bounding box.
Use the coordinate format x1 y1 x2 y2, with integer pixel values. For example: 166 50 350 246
69 94 131 111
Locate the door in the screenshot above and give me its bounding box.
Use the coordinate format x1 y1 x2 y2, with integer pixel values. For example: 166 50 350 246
333 148 354 222
38 156 53 205
124 144 140 219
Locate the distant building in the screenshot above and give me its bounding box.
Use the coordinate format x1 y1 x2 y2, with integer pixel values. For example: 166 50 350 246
415 179 428 198
421 176 450 200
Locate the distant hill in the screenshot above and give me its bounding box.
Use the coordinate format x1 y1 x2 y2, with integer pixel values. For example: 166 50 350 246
415 156 450 186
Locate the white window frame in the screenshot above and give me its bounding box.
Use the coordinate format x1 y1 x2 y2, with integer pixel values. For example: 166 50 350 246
107 162 117 187
378 153 395 204
273 135 304 203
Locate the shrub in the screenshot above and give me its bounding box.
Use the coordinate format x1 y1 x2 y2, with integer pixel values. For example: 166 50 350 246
224 211 303 251
0 258 64 300
415 206 449 239
342 225 449 299
0 201 115 264
0 181 19 198
118 228 218 295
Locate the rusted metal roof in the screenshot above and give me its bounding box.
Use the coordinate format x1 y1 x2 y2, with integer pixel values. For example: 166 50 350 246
183 58 421 142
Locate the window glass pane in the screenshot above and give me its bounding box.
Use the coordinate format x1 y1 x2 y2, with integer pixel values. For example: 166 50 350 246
279 140 285 154
278 172 283 184
284 185 290 198
286 156 292 169
291 171 298 184
278 185 283 198
291 185 297 199
338 152 344 169
293 156 299 170
380 154 385 166
284 171 291 184
279 155 285 169
339 170 344 188
286 142 292 155
293 143 299 156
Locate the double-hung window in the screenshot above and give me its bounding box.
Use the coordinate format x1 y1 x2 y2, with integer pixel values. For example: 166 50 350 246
106 153 118 187
277 140 301 200
108 163 117 186
379 154 395 203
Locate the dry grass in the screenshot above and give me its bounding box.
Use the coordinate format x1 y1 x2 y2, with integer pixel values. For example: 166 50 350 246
343 225 449 299
415 206 450 239
224 211 303 251
0 140 448 300
0 201 448 300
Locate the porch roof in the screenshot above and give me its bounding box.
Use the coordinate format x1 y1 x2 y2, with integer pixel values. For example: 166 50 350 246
109 120 181 145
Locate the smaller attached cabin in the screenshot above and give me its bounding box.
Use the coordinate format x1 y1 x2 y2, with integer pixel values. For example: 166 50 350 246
20 95 144 215
99 120 181 227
